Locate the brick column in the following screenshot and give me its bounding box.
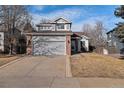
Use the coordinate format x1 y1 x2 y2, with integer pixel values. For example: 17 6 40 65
26 35 32 55
66 35 71 55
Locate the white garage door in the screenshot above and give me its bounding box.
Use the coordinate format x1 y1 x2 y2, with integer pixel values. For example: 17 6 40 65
32 36 66 55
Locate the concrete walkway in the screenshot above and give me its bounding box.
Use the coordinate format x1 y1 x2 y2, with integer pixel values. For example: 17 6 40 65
0 56 124 87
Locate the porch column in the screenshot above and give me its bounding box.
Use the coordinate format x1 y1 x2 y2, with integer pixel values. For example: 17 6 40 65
78 39 81 52
86 40 89 51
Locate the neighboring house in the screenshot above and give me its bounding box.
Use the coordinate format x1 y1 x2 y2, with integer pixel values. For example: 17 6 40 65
71 32 89 53
107 29 124 54
24 17 72 55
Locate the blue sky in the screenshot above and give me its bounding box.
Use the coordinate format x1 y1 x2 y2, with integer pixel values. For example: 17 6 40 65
29 5 124 32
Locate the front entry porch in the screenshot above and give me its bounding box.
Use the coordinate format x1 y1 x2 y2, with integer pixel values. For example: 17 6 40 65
71 38 88 54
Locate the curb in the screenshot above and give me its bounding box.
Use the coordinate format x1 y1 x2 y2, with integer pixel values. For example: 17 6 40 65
0 56 25 69
66 55 72 77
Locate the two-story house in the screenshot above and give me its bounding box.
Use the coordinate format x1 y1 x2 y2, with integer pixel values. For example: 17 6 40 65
0 17 90 55
24 17 73 55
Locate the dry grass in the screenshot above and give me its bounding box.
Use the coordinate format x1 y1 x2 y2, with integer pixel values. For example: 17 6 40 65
71 53 124 78
0 55 21 67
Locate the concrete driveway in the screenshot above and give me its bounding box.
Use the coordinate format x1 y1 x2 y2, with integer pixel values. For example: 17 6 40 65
0 56 66 78
0 55 71 87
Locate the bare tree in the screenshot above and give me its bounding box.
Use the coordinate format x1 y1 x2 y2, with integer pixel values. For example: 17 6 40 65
82 21 107 53
93 21 106 47
0 5 31 54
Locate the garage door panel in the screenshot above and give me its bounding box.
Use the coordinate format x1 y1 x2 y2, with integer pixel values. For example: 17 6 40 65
32 36 66 55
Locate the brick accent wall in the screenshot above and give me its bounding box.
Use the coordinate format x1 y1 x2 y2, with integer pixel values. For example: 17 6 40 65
66 35 71 55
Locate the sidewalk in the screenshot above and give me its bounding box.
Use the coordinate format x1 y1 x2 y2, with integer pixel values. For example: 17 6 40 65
51 77 124 88
0 76 124 87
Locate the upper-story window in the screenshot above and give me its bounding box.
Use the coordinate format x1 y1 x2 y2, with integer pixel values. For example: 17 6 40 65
57 24 65 29
66 24 70 30
40 27 43 30
39 26 51 31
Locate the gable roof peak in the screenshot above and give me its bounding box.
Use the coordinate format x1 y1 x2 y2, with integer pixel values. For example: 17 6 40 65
53 17 71 23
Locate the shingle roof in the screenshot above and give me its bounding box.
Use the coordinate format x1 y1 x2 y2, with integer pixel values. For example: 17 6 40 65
36 17 72 27
106 28 117 34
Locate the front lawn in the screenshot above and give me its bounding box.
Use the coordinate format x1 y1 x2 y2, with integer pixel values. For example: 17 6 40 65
0 55 21 67
71 53 124 78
